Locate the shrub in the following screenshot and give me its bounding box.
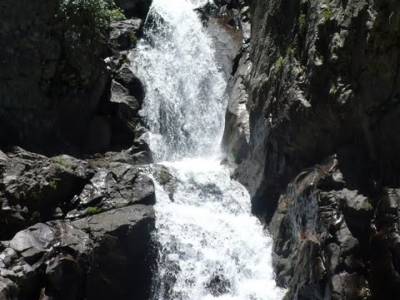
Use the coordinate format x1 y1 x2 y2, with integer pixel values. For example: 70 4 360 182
57 0 125 44
54 0 126 88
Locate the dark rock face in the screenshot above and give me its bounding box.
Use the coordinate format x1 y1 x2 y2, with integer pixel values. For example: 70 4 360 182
0 205 154 300
0 147 156 300
223 0 400 298
270 158 372 299
115 0 152 19
0 0 151 156
0 1 156 298
0 149 91 240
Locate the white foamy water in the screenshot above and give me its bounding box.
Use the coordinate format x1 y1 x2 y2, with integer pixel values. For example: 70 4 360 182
131 0 226 161
131 0 285 299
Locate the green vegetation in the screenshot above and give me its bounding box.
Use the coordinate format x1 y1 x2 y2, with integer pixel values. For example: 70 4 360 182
57 0 126 34
287 46 295 57
322 7 334 21
48 178 61 191
274 56 286 73
53 156 73 170
86 206 103 215
299 13 306 32
55 0 126 88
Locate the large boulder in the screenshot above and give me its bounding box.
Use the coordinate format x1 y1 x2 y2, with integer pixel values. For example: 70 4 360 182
0 1 151 156
0 148 91 240
0 147 155 240
0 205 155 300
270 157 371 299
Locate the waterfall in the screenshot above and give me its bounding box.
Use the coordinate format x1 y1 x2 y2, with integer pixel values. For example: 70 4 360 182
131 0 285 299
131 0 226 161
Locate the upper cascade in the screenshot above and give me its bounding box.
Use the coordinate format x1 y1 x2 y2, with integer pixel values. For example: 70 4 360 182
131 0 227 161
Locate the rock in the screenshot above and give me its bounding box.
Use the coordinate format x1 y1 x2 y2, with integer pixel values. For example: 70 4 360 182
45 255 83 300
84 116 112 154
222 51 251 164
0 0 112 154
114 65 145 103
0 204 154 300
73 205 155 300
115 0 152 19
110 80 141 111
74 163 155 216
110 19 143 51
105 145 153 165
0 0 149 156
0 277 17 300
0 149 90 240
222 0 400 298
206 273 231 296
269 158 372 298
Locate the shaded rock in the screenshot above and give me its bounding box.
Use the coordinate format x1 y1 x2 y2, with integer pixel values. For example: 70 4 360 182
45 255 83 300
270 158 371 299
84 116 112 154
0 149 91 240
0 277 17 300
115 0 152 19
110 80 141 111
110 19 143 52
114 65 145 103
0 205 154 300
73 205 155 300
221 0 400 298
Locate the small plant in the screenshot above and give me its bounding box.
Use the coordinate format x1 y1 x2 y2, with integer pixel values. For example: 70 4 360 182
54 0 126 88
287 46 295 57
274 56 286 73
86 206 103 215
57 0 126 35
53 156 73 170
299 13 306 32
108 6 126 22
48 178 61 191
322 7 334 21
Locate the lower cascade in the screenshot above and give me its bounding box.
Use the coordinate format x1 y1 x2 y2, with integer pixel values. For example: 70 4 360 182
132 0 285 299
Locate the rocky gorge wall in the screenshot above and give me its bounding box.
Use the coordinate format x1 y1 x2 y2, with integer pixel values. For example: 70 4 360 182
224 0 400 298
0 0 157 299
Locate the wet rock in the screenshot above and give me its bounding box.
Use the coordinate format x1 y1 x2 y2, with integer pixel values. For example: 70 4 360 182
222 51 251 165
151 164 177 200
206 274 231 296
73 163 155 217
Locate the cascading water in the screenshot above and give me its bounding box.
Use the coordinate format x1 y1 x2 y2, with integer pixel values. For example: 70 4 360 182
131 0 226 161
131 0 285 299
